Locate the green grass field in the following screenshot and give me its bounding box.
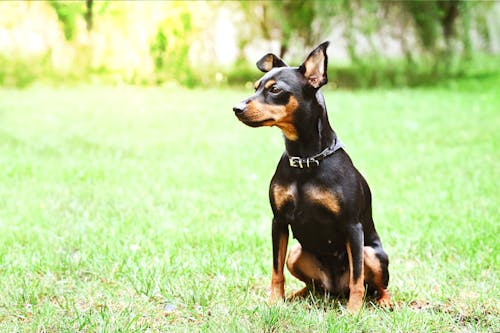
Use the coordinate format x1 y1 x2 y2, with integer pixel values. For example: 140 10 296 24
0 77 498 332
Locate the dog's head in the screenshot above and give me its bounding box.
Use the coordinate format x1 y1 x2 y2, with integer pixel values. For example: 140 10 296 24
233 42 329 141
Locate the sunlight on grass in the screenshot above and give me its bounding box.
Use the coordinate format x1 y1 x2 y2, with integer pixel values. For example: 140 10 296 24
0 81 498 331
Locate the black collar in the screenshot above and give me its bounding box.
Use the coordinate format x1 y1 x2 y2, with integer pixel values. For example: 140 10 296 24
287 138 344 168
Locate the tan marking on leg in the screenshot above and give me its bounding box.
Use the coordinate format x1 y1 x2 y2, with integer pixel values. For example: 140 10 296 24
364 247 391 308
287 286 309 300
338 271 350 295
377 289 392 308
270 233 288 303
286 244 331 293
346 242 365 313
271 183 296 210
364 247 382 281
304 186 340 215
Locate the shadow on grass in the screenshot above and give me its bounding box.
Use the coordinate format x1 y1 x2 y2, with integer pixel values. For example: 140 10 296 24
284 286 393 313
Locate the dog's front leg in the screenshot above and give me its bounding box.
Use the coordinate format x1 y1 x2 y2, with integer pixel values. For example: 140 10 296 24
269 218 289 304
346 223 365 313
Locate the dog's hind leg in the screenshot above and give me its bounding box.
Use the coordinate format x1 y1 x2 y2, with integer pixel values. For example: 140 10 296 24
286 244 332 299
364 245 391 308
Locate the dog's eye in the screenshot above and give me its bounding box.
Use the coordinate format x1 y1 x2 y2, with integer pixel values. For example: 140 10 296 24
269 86 282 95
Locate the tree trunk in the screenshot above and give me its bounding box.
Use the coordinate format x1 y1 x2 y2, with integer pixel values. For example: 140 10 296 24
440 0 459 41
85 0 94 31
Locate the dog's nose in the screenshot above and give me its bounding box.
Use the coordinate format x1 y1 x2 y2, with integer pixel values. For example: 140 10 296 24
233 101 247 114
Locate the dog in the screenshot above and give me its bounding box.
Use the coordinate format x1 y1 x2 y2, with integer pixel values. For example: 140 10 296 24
232 42 391 312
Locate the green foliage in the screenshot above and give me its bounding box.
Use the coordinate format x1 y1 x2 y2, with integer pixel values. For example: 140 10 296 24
1 1 498 89
403 1 441 50
330 60 446 89
226 59 261 86
0 51 126 88
238 0 495 86
48 1 86 40
0 52 65 88
150 7 199 87
272 1 316 56
239 1 336 59
0 55 38 88
226 54 500 90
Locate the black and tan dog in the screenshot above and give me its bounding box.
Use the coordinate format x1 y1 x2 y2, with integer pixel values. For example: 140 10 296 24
233 42 391 312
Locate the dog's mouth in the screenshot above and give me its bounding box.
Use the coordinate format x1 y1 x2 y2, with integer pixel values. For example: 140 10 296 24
237 116 274 128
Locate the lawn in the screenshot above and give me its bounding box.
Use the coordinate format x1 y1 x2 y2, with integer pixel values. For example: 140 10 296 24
0 77 498 332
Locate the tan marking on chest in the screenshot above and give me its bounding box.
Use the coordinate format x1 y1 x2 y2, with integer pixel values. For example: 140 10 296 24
271 183 296 210
304 186 340 214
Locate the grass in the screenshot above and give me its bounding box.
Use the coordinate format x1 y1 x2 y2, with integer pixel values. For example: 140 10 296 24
0 76 498 332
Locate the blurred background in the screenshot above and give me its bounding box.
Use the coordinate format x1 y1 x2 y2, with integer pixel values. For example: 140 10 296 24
1 0 499 89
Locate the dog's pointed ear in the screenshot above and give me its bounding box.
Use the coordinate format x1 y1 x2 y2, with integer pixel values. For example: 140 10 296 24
256 53 288 73
299 41 329 88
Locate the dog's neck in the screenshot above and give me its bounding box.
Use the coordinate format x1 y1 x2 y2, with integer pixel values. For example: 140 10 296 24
284 92 337 158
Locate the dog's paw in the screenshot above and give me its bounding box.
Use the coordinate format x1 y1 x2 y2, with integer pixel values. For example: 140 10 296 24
347 297 363 313
286 287 309 301
377 289 392 309
268 293 285 304
268 286 285 304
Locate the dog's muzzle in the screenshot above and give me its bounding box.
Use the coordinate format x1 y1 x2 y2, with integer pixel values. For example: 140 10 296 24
233 101 247 114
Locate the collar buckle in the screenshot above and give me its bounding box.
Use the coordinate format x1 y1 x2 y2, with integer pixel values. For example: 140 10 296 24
307 158 320 167
287 138 344 169
289 157 320 168
289 156 303 168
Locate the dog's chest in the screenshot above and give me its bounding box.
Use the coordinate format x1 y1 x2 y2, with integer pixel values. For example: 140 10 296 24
272 182 340 216
271 181 344 251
